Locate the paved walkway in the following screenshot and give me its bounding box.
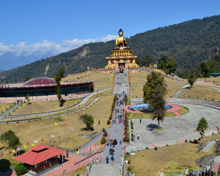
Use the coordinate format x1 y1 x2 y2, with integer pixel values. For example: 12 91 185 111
89 164 122 176
43 153 101 176
88 68 128 175
100 69 128 165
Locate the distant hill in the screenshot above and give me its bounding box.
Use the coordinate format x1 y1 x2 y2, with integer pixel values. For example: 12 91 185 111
1 15 220 83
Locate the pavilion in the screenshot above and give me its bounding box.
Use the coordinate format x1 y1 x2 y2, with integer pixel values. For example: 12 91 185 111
13 144 66 174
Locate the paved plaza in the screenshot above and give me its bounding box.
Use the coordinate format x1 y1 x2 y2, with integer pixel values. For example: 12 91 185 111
126 103 220 152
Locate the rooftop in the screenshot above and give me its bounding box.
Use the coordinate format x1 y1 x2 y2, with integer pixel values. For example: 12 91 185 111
13 144 65 165
23 77 56 86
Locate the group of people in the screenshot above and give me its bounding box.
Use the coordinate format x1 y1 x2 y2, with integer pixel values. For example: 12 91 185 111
106 139 118 147
106 93 125 165
106 140 118 164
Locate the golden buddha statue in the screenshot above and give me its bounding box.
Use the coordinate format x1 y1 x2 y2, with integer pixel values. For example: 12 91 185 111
114 29 129 50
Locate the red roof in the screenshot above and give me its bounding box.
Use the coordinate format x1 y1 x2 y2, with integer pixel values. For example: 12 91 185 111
30 144 51 151
212 162 220 172
23 77 56 86
13 145 65 165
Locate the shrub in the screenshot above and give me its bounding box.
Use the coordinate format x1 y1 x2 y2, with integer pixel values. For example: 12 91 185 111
123 136 129 142
103 130 108 137
197 117 208 131
14 164 28 175
101 136 106 144
127 166 132 171
79 114 94 130
107 119 111 125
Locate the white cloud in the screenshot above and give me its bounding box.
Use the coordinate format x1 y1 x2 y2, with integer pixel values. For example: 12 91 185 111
0 34 117 56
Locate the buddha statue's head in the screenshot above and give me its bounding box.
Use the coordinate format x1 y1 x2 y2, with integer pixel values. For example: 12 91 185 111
118 29 123 37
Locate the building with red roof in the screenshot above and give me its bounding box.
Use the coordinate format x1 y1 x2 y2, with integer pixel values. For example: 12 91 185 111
0 77 94 98
13 144 66 174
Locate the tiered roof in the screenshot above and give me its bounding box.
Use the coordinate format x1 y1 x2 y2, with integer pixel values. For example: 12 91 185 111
13 144 65 165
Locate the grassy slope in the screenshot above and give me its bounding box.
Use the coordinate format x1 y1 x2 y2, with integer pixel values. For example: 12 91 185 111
129 70 186 98
179 85 220 101
11 99 80 115
0 95 113 166
127 133 220 176
0 103 13 114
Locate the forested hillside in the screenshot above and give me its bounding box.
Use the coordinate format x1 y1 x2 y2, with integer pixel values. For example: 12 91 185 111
1 15 220 83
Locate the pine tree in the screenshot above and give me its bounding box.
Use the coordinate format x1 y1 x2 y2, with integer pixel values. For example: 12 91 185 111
143 72 167 128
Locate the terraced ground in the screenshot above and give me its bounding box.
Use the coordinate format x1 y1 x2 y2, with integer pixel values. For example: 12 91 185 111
0 95 114 166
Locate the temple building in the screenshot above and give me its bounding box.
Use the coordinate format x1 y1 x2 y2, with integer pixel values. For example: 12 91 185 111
105 29 139 70
0 77 94 98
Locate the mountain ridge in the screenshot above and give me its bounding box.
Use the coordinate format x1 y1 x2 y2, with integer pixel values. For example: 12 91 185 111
1 15 220 83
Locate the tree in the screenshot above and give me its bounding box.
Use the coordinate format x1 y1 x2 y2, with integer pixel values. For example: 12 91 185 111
197 117 208 131
135 57 142 66
55 67 65 103
142 55 152 67
157 55 168 70
0 130 20 149
24 77 30 82
143 72 167 128
25 95 30 104
79 114 94 130
0 159 11 171
198 61 216 77
187 72 197 87
8 134 20 149
165 58 177 74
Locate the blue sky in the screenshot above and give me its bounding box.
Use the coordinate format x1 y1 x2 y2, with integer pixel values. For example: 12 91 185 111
0 0 220 55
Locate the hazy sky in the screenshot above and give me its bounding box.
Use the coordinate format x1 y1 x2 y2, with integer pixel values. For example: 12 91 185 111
0 0 220 55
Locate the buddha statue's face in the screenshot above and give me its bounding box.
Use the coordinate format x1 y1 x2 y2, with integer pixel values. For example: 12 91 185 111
119 31 123 37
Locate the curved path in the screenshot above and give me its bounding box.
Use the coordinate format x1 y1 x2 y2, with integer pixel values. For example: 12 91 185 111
0 88 112 123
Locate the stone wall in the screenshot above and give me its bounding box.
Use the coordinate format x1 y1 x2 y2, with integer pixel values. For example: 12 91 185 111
78 131 97 139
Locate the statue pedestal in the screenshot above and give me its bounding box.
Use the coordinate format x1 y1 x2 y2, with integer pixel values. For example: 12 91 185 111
105 49 139 70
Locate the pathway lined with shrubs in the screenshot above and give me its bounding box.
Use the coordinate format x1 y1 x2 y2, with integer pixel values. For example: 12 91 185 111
100 69 129 164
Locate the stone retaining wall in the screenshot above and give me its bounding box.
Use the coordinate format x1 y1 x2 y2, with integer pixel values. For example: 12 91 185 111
78 131 97 139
